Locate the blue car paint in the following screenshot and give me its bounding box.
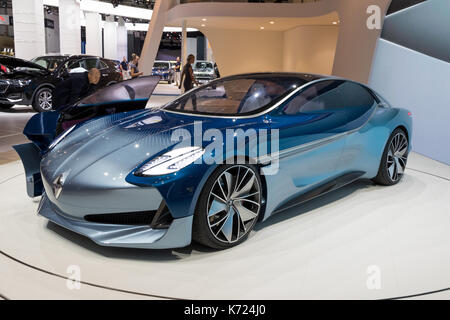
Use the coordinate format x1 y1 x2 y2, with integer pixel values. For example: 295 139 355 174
30 74 412 249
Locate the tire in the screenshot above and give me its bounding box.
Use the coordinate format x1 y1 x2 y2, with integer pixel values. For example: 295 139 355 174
0 103 13 109
193 164 263 249
373 128 409 186
32 87 53 112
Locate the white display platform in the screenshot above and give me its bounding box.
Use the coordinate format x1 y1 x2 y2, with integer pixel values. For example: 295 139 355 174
0 153 449 300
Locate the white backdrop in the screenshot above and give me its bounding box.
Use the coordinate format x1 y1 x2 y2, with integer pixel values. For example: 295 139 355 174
369 39 450 165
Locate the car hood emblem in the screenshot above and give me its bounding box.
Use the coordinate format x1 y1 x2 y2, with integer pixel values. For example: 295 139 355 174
52 172 68 199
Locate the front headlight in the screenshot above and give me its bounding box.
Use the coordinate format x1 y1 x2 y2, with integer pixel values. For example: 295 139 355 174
48 125 76 150
19 79 32 86
135 146 204 176
11 79 31 87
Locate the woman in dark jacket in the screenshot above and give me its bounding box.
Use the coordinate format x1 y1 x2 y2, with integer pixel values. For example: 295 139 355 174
179 54 199 92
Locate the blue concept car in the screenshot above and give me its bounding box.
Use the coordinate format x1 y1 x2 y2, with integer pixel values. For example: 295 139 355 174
16 73 412 250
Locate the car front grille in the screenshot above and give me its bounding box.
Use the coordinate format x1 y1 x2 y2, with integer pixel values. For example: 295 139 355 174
0 80 9 94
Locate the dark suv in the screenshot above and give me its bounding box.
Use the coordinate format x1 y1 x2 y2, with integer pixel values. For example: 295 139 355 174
0 55 122 112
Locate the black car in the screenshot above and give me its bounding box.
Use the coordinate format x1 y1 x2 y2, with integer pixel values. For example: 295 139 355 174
0 55 122 112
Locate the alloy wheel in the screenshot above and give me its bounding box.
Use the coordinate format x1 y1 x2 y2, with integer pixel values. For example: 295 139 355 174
386 132 408 182
38 90 52 111
207 165 261 244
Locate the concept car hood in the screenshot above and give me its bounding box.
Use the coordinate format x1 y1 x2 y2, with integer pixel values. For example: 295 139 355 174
41 110 208 183
40 107 264 189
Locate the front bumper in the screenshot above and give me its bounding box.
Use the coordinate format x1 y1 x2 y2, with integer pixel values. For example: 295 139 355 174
38 194 193 249
0 81 28 105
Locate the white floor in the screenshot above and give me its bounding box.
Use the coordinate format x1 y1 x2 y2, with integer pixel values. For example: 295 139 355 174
0 152 449 300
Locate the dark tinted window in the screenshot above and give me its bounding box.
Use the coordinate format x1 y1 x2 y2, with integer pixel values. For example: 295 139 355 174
164 76 306 116
280 80 377 115
84 58 101 70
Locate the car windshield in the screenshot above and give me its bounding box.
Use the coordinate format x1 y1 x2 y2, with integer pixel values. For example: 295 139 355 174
30 57 63 71
153 62 169 68
195 62 213 69
162 75 308 116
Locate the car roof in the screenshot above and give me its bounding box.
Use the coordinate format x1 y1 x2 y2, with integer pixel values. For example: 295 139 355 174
34 54 105 60
223 72 328 84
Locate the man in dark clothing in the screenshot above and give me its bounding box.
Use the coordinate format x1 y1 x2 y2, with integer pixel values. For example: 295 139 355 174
174 56 181 86
53 68 101 111
120 56 128 72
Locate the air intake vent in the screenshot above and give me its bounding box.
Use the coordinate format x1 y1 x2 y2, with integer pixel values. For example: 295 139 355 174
84 211 157 225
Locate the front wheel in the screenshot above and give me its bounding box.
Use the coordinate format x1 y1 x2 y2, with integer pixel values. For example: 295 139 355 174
32 87 53 112
373 128 409 186
193 164 263 249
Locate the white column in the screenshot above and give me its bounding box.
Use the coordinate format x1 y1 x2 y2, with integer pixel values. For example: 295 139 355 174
117 17 128 61
139 0 171 75
181 20 187 67
12 0 45 60
58 0 81 55
103 15 117 60
85 11 102 56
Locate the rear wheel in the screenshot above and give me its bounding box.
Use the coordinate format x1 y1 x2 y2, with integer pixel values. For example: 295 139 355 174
32 87 53 112
373 128 409 186
193 164 262 249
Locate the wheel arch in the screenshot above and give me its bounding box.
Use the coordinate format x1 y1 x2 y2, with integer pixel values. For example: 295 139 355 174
31 83 55 102
395 125 409 141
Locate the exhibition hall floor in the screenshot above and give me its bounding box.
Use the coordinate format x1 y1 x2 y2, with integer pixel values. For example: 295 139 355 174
0 152 449 300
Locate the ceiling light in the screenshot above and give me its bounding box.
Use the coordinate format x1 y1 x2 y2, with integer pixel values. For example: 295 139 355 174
332 21 338 25
260 26 264 30
202 18 207 21
201 24 205 27
269 21 275 24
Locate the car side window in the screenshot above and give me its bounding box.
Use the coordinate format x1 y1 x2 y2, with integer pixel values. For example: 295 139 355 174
66 59 83 70
280 80 376 116
84 58 101 70
98 60 108 70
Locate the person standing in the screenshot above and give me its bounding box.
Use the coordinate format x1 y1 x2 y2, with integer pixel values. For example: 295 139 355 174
53 68 101 110
179 54 199 92
174 56 181 86
130 55 143 79
120 56 130 80
179 54 199 110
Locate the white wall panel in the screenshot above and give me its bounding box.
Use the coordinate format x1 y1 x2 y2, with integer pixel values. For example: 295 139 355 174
117 18 128 61
59 0 81 55
369 39 450 165
103 15 117 60
85 12 102 56
12 0 46 60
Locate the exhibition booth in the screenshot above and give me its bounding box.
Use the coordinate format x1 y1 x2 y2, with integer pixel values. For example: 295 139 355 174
0 0 449 301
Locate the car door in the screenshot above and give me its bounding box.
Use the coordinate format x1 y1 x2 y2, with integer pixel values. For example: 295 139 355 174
266 80 350 189
333 82 379 174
